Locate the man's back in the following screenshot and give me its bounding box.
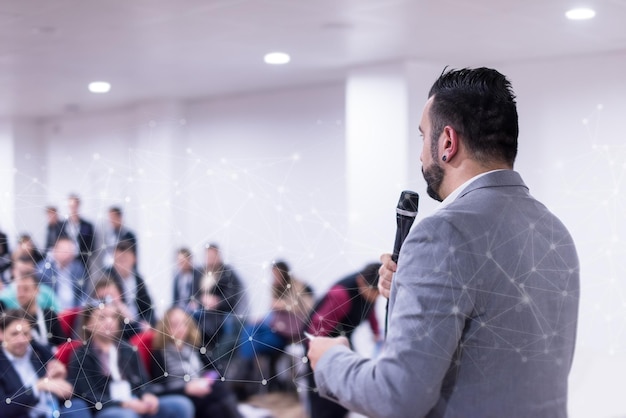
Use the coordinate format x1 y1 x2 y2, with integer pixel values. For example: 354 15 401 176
391 170 580 417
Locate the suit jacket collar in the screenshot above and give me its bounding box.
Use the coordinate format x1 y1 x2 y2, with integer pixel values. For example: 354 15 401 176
457 169 527 200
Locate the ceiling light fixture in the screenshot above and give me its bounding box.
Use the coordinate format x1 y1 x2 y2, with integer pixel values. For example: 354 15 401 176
565 7 596 20
88 81 111 93
264 52 291 65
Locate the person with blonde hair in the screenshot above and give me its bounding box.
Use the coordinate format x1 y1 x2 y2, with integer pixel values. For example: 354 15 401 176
150 307 242 418
67 303 194 418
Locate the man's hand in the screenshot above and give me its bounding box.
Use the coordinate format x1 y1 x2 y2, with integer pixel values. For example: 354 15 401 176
307 336 350 370
45 359 67 379
378 253 397 299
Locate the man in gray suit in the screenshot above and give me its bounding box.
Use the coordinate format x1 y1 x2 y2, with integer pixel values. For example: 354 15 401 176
307 67 580 418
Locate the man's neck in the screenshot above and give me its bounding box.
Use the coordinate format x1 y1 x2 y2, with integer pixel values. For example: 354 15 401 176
440 159 511 201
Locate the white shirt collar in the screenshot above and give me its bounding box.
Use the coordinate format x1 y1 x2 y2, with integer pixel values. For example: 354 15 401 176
437 169 506 211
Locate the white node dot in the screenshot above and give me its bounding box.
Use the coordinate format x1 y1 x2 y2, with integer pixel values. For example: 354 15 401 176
302 357 308 363
451 306 460 314
164 372 169 377
184 374 191 382
124 318 130 324
486 251 492 259
248 336 253 342
562 291 568 297
53 411 60 418
221 377 225 382
95 402 103 410
65 400 72 408
200 347 207 354
261 379 267 385
6 398 11 404
521 357 528 363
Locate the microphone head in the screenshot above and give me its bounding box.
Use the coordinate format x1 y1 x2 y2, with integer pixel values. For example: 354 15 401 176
396 190 419 217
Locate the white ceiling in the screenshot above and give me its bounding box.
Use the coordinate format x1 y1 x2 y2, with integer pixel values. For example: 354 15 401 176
1 0 625 119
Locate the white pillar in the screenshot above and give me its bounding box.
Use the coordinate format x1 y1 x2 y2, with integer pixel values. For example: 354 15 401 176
344 61 443 268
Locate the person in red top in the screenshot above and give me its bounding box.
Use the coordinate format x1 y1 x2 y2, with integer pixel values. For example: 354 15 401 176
305 262 381 418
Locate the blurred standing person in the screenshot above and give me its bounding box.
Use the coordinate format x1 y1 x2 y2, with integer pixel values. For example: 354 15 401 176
45 206 64 254
307 68 580 418
172 248 203 312
60 194 95 270
101 206 137 269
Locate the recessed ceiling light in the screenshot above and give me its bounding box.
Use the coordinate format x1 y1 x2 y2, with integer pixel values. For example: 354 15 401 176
264 52 291 65
88 81 111 94
565 7 596 20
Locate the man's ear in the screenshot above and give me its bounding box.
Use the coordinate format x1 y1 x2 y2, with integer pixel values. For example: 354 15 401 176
441 126 460 162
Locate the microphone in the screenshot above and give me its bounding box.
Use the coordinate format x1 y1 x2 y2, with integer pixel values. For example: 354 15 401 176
392 190 420 263
385 190 419 338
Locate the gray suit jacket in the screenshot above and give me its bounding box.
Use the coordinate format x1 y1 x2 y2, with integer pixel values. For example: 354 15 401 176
315 170 580 418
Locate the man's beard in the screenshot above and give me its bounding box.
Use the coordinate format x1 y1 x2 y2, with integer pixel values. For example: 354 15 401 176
422 161 444 202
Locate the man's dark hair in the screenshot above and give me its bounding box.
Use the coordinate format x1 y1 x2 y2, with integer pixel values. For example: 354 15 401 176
109 206 123 216
178 247 192 258
0 309 34 331
428 67 518 166
115 238 136 255
360 262 382 287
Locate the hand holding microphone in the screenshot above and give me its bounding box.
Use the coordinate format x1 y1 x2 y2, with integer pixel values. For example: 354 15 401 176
379 191 420 299
383 190 419 336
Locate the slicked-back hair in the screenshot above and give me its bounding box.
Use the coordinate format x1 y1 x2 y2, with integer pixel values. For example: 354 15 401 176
428 67 519 166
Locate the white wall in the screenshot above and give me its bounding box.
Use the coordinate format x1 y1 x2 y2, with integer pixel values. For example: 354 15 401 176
2 50 625 417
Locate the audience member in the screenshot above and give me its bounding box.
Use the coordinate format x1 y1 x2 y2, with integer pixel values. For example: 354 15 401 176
100 206 137 269
107 239 155 327
0 308 89 418
45 206 64 254
36 236 87 311
90 276 146 340
15 233 45 265
60 194 95 270
150 307 242 418
172 247 203 312
239 260 314 360
0 255 60 312
202 243 247 317
68 303 194 418
0 227 10 284
305 262 382 418
15 273 66 348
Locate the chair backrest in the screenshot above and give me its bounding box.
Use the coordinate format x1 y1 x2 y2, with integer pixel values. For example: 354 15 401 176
129 329 155 375
55 340 83 366
57 306 83 339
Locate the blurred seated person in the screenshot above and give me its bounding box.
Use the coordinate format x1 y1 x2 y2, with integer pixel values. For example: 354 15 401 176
0 308 90 418
239 260 313 361
36 236 87 311
89 276 147 340
16 273 66 349
192 284 243 375
202 243 247 318
14 233 45 265
68 303 194 418
172 247 203 313
0 255 60 312
0 228 10 284
150 307 242 418
106 239 155 326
